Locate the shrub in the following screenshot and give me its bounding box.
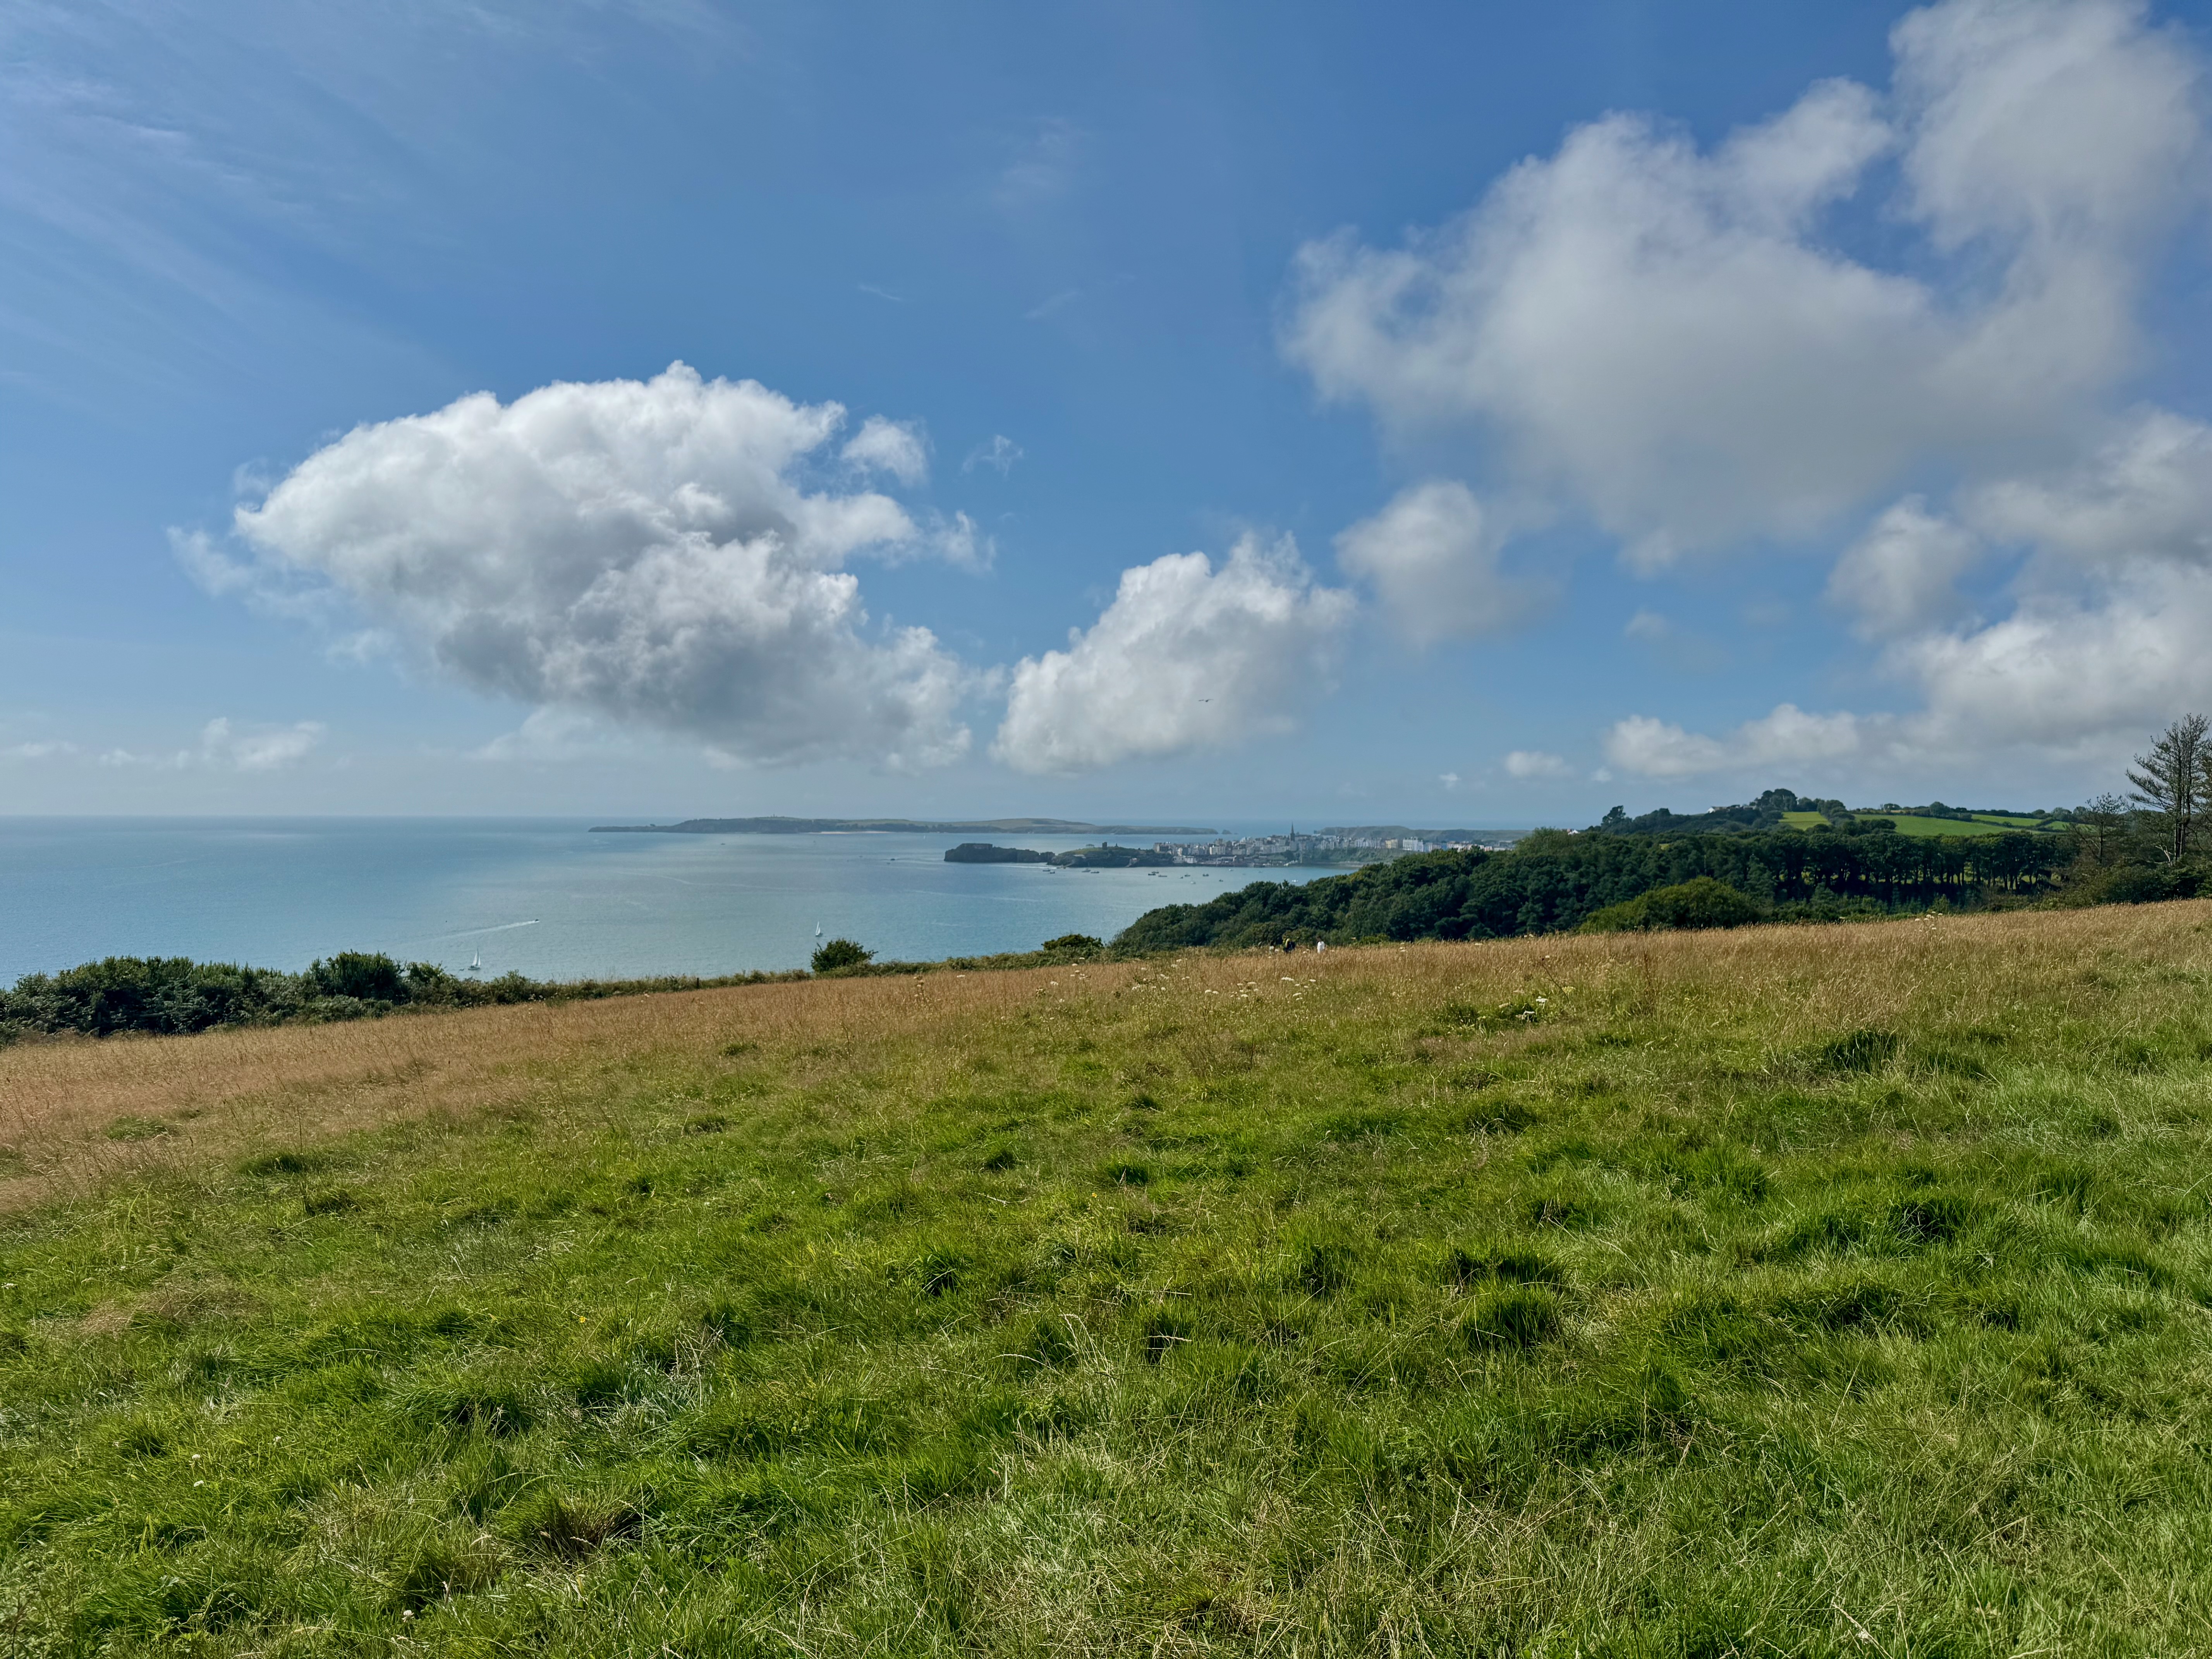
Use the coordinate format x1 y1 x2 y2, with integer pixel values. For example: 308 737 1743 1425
2063 864 2200 907
308 951 408 1004
1582 877 1766 933
811 938 873 973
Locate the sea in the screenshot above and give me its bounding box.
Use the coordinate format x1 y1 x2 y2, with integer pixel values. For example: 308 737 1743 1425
0 818 1340 984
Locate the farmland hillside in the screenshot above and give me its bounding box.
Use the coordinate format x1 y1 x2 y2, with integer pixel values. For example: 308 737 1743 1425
4 906 2212 1652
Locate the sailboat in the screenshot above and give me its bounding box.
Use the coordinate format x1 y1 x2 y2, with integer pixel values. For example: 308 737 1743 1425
814 923 823 938
467 953 482 972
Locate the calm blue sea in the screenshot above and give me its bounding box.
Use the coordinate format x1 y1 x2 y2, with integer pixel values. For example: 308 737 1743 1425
0 819 1335 983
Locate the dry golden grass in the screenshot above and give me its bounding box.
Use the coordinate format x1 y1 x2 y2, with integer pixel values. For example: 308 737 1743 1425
5 899 2205 1214
0 962 1079 1211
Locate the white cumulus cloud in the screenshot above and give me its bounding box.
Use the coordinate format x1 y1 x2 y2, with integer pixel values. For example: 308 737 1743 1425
1503 750 1572 780
1608 424 2212 778
1287 0 2204 568
1807 410 2212 768
840 416 929 485
96 719 325 773
1968 408 2212 572
993 535 1354 775
1604 706 1870 780
213 363 975 770
1295 0 2212 782
1891 568 2212 758
201 716 324 771
1334 480 1542 643
1826 496 1988 638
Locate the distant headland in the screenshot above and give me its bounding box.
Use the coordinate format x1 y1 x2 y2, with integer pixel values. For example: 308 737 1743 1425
589 816 1218 836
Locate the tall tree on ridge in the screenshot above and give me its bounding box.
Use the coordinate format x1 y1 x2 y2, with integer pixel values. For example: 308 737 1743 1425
2075 792 2130 869
2128 715 2210 864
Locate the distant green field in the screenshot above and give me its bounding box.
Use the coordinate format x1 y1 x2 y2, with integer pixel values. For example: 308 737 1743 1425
1876 814 2068 839
1879 814 2019 838
1774 810 2061 839
1669 811 2058 840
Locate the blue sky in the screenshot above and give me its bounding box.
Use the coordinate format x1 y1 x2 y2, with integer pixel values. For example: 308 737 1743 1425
5 0 2210 824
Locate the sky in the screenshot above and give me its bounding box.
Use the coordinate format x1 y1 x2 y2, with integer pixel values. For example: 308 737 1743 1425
5 0 2211 825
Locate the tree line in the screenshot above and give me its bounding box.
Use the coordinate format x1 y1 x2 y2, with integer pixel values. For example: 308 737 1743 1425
1113 717 2212 951
0 953 803 1042
13 720 2207 1037
1109 824 2072 951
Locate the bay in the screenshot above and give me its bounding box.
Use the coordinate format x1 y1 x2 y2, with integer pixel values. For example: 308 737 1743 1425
0 818 1335 983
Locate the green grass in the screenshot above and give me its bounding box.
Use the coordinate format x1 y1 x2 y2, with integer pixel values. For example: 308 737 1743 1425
1877 814 2029 838
7 910 2212 1655
1777 811 2063 838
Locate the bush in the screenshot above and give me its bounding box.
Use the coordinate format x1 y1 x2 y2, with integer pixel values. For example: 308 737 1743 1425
1581 877 1766 934
1039 934 1104 954
2060 864 2201 907
811 939 874 974
308 952 408 1004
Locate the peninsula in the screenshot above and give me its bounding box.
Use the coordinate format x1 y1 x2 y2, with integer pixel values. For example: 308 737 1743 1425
589 816 1216 836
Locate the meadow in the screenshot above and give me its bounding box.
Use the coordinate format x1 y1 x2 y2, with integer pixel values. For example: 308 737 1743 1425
1864 817 2061 841
1777 812 2059 840
5 904 2212 1655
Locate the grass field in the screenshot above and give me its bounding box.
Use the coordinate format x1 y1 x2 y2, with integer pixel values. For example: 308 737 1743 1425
7 906 2212 1655
1774 811 2060 838
1861 815 2057 839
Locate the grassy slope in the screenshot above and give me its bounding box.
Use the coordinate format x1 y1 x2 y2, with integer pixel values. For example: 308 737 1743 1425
1882 815 2066 840
1779 811 2060 838
5 909 2212 1655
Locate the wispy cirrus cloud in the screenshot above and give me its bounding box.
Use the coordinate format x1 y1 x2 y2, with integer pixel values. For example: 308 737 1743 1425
963 435 1023 476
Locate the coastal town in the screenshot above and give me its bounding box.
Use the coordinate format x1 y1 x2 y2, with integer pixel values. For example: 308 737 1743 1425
945 826 1522 869
1151 828 1512 866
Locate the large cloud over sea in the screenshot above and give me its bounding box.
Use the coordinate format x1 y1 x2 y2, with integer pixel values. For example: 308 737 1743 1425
1291 0 2212 781
196 363 977 770
993 535 1353 775
189 363 1348 777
